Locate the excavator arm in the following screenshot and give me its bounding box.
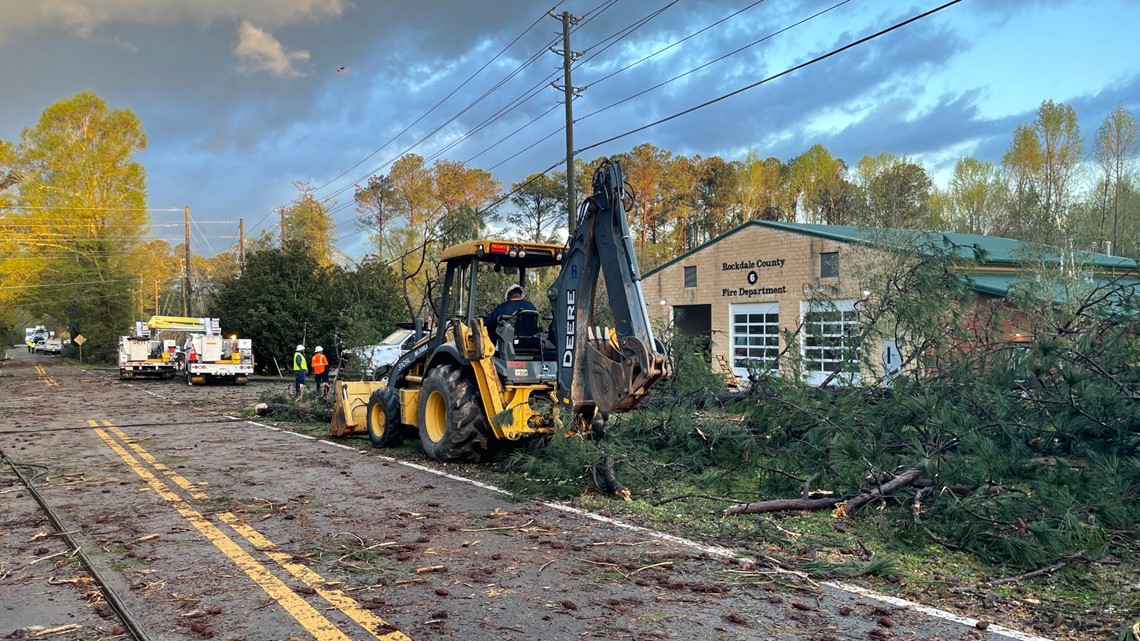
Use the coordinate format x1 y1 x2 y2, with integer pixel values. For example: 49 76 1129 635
550 158 670 416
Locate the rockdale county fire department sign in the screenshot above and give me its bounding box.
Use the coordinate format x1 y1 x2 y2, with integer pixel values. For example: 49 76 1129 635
720 257 788 298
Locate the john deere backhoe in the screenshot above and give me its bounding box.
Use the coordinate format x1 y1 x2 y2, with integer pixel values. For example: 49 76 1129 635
330 158 669 461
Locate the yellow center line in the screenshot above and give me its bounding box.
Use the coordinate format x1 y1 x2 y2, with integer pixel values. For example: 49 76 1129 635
34 364 56 386
105 423 209 501
216 513 412 641
92 424 354 641
96 420 412 641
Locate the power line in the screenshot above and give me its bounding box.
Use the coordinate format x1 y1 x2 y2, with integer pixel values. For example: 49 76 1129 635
308 2 565 199
576 0 853 124
320 0 676 230
0 277 139 291
0 205 180 212
578 0 964 155
582 0 772 90
248 3 570 237
464 103 562 165
259 0 626 237
575 0 680 60
424 0 678 169
190 216 218 256
0 223 184 228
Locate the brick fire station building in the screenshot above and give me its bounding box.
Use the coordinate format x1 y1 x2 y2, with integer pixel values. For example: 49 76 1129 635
641 221 1138 385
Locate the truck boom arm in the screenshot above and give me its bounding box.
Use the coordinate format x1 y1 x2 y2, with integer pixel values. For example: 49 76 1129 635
551 158 669 414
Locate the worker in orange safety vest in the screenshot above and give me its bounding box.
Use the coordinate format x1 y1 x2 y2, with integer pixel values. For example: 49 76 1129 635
311 346 330 399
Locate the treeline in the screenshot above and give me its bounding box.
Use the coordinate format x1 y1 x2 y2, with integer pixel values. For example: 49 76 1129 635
3 91 1136 359
591 100 1139 267
350 99 1138 320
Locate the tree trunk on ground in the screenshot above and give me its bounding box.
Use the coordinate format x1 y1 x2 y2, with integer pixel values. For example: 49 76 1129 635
724 468 924 517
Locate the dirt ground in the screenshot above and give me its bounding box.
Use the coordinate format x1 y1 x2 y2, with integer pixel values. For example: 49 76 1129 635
1 347 1055 641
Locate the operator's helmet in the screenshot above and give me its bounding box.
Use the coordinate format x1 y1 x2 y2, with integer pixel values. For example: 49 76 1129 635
314 346 324 353
505 284 525 300
296 344 305 351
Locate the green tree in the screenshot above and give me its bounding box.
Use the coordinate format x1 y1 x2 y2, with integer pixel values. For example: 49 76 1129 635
1002 101 1084 242
854 153 935 229
1092 104 1139 252
354 174 397 258
1035 100 1084 234
6 91 148 359
506 172 565 242
736 149 787 223
211 244 402 374
788 144 851 225
696 155 738 240
284 182 337 267
948 156 1004 235
659 154 700 254
618 143 671 251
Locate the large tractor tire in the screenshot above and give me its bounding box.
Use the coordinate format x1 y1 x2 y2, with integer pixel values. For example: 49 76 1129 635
366 387 404 448
417 364 490 462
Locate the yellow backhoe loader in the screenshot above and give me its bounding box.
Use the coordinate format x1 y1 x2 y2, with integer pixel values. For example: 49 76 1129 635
330 158 669 461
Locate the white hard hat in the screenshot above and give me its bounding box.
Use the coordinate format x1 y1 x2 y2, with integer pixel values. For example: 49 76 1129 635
296 344 305 351
505 284 525 299
314 346 323 352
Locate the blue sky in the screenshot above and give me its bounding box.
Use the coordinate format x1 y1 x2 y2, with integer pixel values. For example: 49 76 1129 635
1 0 1137 258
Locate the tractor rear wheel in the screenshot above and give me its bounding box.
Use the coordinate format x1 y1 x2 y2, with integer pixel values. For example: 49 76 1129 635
366 387 403 448
418 364 490 462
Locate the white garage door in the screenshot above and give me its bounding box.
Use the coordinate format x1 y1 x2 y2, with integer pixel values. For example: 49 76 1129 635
729 302 780 379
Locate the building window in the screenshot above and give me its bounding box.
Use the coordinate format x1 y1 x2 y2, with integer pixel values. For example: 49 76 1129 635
683 265 697 288
820 252 839 278
801 300 860 385
730 302 779 377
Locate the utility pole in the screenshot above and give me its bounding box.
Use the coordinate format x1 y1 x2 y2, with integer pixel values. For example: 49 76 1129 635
550 10 581 236
154 279 159 316
238 218 245 271
183 205 192 317
279 207 286 252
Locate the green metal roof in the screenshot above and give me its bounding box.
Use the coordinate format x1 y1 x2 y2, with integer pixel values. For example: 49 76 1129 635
964 272 1140 308
643 220 1139 279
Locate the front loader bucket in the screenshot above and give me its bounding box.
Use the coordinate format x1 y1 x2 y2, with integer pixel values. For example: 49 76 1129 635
329 380 385 437
583 327 669 413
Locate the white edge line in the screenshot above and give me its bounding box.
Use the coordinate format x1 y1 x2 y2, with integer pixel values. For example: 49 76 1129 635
226 415 1054 641
823 581 1056 641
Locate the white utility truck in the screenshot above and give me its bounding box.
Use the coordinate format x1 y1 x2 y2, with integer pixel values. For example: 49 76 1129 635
119 319 179 379
118 316 253 384
176 317 254 385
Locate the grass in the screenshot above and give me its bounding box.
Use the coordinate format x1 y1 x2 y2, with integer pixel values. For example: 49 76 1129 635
259 403 1139 641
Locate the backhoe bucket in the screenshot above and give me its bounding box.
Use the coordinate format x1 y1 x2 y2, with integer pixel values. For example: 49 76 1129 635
583 327 669 413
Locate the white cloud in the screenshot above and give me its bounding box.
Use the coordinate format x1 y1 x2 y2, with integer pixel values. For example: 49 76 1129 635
0 0 347 44
233 21 310 78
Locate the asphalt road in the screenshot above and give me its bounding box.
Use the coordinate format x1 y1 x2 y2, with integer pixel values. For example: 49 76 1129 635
0 348 1051 641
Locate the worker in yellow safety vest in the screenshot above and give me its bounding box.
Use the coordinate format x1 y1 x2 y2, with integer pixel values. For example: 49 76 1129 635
292 344 307 397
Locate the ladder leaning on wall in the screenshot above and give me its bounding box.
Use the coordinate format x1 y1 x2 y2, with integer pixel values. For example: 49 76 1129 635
715 353 739 388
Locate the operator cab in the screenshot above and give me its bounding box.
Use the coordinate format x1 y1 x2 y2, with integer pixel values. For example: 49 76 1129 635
436 240 566 385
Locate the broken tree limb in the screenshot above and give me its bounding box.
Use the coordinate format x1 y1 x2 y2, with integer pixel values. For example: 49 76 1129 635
991 560 1068 585
724 496 840 516
801 472 820 499
253 403 333 423
595 455 632 501
724 468 925 517
838 468 924 516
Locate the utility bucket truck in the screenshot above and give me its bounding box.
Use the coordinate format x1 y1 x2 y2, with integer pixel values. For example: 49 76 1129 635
119 320 179 379
120 316 253 384
330 158 670 461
